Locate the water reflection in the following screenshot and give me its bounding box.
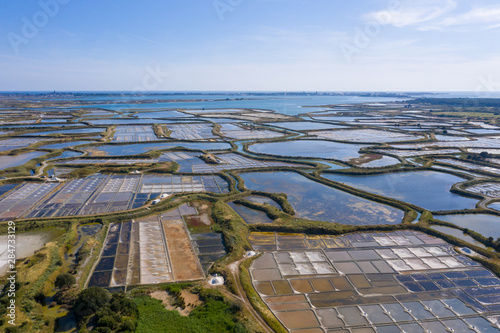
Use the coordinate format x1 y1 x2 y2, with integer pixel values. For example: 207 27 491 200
228 202 273 224
435 214 500 239
240 171 403 225
322 171 477 211
85 142 231 156
0 151 46 170
249 140 365 161
0 228 62 276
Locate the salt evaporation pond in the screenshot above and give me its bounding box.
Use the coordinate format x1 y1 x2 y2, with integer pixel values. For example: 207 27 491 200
38 141 93 149
434 214 500 239
240 171 404 225
322 171 477 211
87 95 403 115
0 151 45 170
266 121 346 131
249 140 365 161
87 118 192 125
228 202 274 224
431 225 487 249
21 128 104 136
134 110 194 118
359 155 400 168
86 142 232 156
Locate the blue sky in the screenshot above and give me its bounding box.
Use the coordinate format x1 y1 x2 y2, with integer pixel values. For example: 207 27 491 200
1 0 499 91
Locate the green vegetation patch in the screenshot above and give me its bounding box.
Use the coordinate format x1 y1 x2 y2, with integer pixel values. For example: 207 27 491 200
134 293 247 333
413 97 500 108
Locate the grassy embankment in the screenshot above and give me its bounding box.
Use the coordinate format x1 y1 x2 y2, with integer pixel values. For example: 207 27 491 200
239 257 288 333
0 222 73 332
153 124 172 139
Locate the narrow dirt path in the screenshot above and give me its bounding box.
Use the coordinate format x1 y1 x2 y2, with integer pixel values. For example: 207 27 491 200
2 160 49 180
226 258 274 333
478 197 495 210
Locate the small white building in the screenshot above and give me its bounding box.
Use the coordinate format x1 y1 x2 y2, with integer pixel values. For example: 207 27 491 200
209 276 224 286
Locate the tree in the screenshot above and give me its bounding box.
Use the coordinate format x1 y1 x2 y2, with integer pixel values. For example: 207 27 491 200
94 328 112 333
120 319 136 332
74 287 111 318
34 291 45 304
5 327 20 333
97 315 120 330
55 273 76 290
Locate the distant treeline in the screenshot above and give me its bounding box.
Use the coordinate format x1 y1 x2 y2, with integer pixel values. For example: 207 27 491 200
411 98 500 108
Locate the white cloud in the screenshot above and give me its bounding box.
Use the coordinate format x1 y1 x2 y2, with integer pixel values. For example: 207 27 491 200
487 23 500 30
367 0 457 28
366 0 500 31
434 5 500 29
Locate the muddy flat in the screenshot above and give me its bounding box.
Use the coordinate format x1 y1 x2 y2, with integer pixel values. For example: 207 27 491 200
161 216 204 281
